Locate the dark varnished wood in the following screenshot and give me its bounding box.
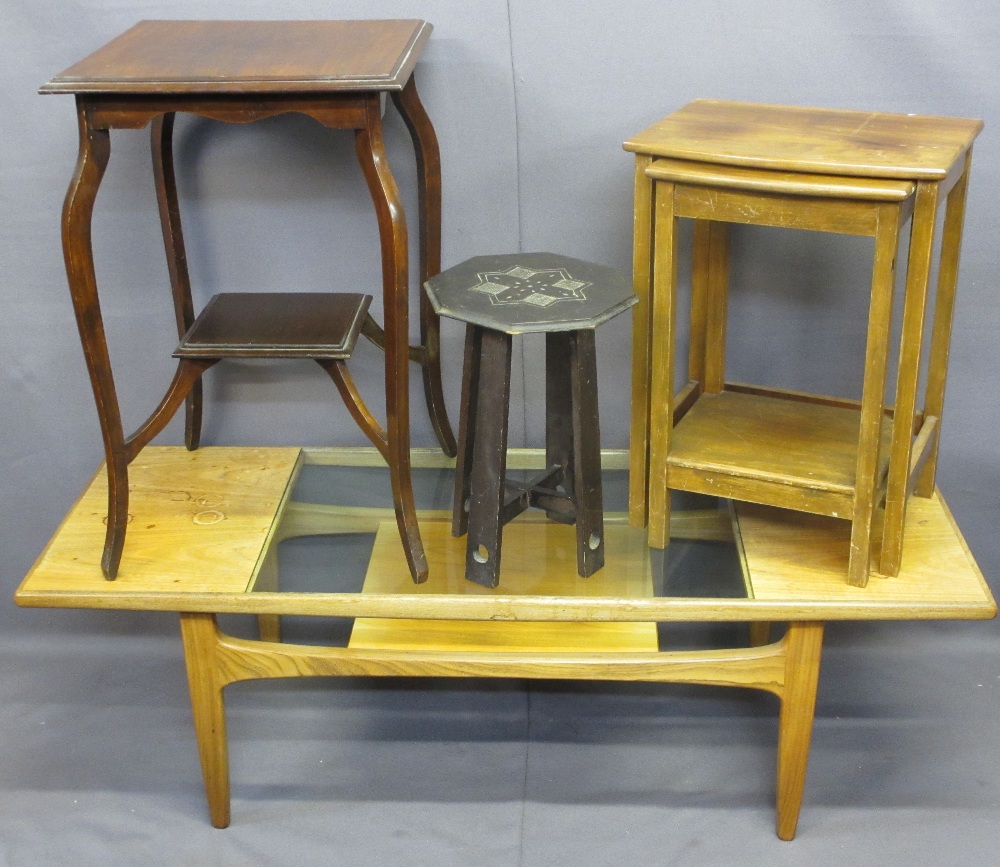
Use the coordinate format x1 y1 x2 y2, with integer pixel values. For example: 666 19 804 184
175 293 371 358
500 467 573 524
545 330 576 516
42 20 432 94
151 112 201 449
61 103 124 578
452 324 483 539
353 92 426 582
565 329 606 576
392 79 456 457
316 360 390 461
123 359 216 463
427 254 634 578
360 316 429 365
464 327 513 588
424 253 637 334
89 95 370 131
436 254 633 586
451 324 608 586
50 21 446 582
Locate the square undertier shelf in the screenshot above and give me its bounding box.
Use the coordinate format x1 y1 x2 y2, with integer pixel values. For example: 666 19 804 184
668 388 893 520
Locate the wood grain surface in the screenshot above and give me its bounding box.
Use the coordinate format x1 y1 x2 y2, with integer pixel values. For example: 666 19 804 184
625 99 982 179
19 446 301 593
736 491 994 609
351 520 657 652
41 20 431 93
15 449 994 622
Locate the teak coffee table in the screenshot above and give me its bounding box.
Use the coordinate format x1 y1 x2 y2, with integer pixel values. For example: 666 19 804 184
42 19 455 584
15 446 996 840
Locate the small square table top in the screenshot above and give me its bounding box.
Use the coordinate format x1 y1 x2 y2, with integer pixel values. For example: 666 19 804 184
40 19 432 95
624 99 983 181
174 293 371 360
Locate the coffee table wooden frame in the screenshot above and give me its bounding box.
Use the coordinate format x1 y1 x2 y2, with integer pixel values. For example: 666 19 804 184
15 446 995 841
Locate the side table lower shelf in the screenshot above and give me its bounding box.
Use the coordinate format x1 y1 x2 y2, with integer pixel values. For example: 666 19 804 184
654 382 941 587
14 446 995 841
668 387 894 513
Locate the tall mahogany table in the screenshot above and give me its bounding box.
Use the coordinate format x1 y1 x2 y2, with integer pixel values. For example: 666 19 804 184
42 20 455 583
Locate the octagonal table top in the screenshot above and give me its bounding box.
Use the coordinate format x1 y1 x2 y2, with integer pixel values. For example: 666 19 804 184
424 253 636 334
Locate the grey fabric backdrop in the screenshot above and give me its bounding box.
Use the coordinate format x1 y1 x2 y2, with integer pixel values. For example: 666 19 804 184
2 1 1000 864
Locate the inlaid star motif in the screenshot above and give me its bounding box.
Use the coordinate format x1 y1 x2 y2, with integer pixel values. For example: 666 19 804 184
468 266 591 307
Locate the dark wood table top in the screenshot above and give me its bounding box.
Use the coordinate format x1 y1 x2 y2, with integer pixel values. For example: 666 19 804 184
41 19 432 95
424 253 636 334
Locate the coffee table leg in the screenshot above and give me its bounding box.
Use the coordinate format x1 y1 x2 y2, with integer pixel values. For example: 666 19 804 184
776 621 824 841
180 613 231 829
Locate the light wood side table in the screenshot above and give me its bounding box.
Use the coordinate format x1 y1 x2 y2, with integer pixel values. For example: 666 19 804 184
624 100 982 586
42 20 456 584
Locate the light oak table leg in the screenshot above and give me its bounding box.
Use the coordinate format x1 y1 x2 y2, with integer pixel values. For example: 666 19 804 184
690 219 729 394
848 202 902 587
253 545 281 644
647 179 679 548
180 613 231 829
915 150 973 499
748 622 772 648
629 154 655 528
776 621 824 841
880 182 939 576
